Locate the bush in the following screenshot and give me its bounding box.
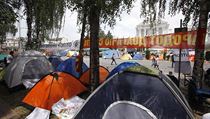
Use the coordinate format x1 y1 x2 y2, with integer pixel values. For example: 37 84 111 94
145 49 150 60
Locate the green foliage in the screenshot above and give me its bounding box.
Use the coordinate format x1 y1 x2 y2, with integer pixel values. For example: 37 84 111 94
19 0 69 49
106 30 113 39
0 0 18 43
99 29 113 39
70 0 135 28
145 49 150 60
140 0 210 26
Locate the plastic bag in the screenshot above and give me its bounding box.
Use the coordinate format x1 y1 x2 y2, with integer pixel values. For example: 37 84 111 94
52 96 85 119
25 107 50 119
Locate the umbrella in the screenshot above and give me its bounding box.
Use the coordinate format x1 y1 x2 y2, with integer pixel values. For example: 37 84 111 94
23 72 87 110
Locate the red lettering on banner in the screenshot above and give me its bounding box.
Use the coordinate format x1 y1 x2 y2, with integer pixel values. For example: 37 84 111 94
83 30 204 49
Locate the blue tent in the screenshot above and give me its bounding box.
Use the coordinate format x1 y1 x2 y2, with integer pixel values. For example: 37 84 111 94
56 57 88 78
74 66 194 119
107 62 140 79
58 49 70 56
133 53 144 60
48 56 63 70
102 50 120 59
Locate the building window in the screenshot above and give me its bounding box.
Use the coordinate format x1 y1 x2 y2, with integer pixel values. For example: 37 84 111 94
141 29 144 37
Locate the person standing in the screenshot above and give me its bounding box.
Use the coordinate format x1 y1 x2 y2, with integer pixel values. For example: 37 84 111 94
167 71 179 87
6 51 14 66
171 53 175 68
111 53 117 65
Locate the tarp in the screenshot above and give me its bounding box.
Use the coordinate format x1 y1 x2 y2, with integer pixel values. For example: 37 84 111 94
23 72 87 110
132 53 144 60
120 54 132 60
56 57 88 78
74 66 194 119
79 66 109 85
107 62 140 79
102 50 120 59
0 54 7 61
4 50 53 88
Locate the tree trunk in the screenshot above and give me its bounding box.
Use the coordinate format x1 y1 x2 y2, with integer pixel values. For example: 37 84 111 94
79 11 87 77
89 5 100 92
35 19 41 50
24 0 33 50
192 0 209 88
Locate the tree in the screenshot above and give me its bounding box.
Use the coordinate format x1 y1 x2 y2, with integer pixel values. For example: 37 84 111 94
0 0 18 44
23 0 33 49
140 0 210 87
106 30 113 39
70 0 134 91
20 0 68 50
99 29 106 38
99 29 113 39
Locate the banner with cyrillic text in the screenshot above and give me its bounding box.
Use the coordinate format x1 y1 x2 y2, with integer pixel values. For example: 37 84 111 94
83 30 206 49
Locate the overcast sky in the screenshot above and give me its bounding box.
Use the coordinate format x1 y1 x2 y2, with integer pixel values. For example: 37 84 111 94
15 1 185 42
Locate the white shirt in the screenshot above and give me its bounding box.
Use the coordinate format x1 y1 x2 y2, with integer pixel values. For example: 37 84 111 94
6 55 13 64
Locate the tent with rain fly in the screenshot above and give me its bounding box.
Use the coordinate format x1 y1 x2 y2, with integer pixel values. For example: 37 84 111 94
107 62 140 79
4 50 53 88
132 53 144 60
56 57 88 78
48 55 63 70
23 72 87 110
102 50 120 59
73 66 194 119
79 66 109 85
120 54 132 60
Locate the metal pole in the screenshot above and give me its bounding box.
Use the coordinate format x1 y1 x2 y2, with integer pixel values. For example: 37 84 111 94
178 19 182 84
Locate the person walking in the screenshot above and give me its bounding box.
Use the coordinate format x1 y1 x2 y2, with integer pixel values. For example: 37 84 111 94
111 53 117 65
151 56 159 69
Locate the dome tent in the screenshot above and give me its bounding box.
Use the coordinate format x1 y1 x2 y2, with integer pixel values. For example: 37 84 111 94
23 72 87 110
102 49 120 59
132 53 144 60
107 62 140 79
4 50 53 88
48 55 63 70
79 66 109 85
120 54 132 60
56 57 88 78
74 66 194 119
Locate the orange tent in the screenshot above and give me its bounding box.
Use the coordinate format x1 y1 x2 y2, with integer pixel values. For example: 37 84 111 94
79 66 109 85
189 55 194 61
23 72 87 110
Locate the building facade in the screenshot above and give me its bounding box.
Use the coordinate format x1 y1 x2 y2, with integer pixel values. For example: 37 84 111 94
136 20 170 37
